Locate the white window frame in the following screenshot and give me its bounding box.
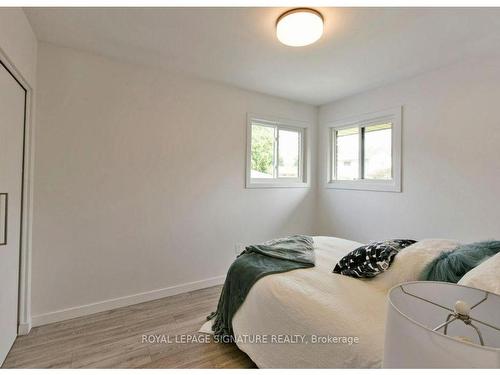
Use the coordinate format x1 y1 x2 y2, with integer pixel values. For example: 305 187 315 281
246 113 309 189
326 106 402 192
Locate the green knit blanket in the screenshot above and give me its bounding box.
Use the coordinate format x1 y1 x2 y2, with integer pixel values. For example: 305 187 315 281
208 235 315 340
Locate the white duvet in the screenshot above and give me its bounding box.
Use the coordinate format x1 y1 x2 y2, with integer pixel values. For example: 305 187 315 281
201 236 459 368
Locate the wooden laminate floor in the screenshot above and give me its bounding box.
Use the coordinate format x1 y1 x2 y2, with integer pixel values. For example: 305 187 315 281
2 286 256 369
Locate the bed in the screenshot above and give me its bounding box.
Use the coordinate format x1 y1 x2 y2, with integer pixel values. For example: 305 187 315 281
202 236 460 368
230 236 387 368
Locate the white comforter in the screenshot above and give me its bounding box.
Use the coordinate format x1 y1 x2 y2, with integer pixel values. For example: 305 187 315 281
231 236 388 368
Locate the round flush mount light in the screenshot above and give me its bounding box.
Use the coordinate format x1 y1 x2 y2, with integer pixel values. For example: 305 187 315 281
276 8 324 47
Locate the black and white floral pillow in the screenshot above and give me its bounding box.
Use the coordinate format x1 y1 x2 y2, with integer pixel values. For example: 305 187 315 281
333 239 417 278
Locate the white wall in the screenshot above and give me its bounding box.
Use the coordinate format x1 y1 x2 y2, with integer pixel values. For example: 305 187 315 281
29 31 500 325
318 55 500 243
32 43 317 322
0 8 37 87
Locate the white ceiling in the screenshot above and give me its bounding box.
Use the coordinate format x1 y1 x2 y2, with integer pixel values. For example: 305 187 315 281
25 7 500 105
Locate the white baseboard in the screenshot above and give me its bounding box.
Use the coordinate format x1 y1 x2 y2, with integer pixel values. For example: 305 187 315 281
18 321 32 336
31 275 225 327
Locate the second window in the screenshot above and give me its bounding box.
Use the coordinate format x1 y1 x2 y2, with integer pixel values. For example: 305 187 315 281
327 107 401 192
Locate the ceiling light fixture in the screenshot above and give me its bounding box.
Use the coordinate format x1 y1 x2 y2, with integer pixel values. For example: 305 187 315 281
276 8 324 47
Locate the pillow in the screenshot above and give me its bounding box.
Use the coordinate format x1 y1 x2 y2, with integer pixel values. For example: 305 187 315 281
420 240 500 283
458 252 500 294
332 239 416 278
365 239 461 291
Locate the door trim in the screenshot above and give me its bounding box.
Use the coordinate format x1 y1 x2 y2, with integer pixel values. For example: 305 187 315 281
0 48 35 335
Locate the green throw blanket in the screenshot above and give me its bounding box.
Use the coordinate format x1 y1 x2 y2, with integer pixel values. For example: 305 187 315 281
208 235 315 339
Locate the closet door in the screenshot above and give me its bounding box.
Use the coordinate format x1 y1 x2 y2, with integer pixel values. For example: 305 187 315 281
0 61 26 365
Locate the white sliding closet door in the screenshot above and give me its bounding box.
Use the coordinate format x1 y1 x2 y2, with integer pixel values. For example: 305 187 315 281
0 61 26 365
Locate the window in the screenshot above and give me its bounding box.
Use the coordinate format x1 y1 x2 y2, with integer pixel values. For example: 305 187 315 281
246 114 308 188
327 107 402 192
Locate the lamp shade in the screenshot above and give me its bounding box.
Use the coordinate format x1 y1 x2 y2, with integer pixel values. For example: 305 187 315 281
384 281 500 368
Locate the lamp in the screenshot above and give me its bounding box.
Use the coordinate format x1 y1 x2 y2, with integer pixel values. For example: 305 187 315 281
384 281 500 368
276 8 324 47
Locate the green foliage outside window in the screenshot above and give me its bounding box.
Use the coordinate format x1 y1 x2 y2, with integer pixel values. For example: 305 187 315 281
251 125 274 176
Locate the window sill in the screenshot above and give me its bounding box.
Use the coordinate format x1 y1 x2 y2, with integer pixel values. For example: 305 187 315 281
326 179 401 192
246 181 310 189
